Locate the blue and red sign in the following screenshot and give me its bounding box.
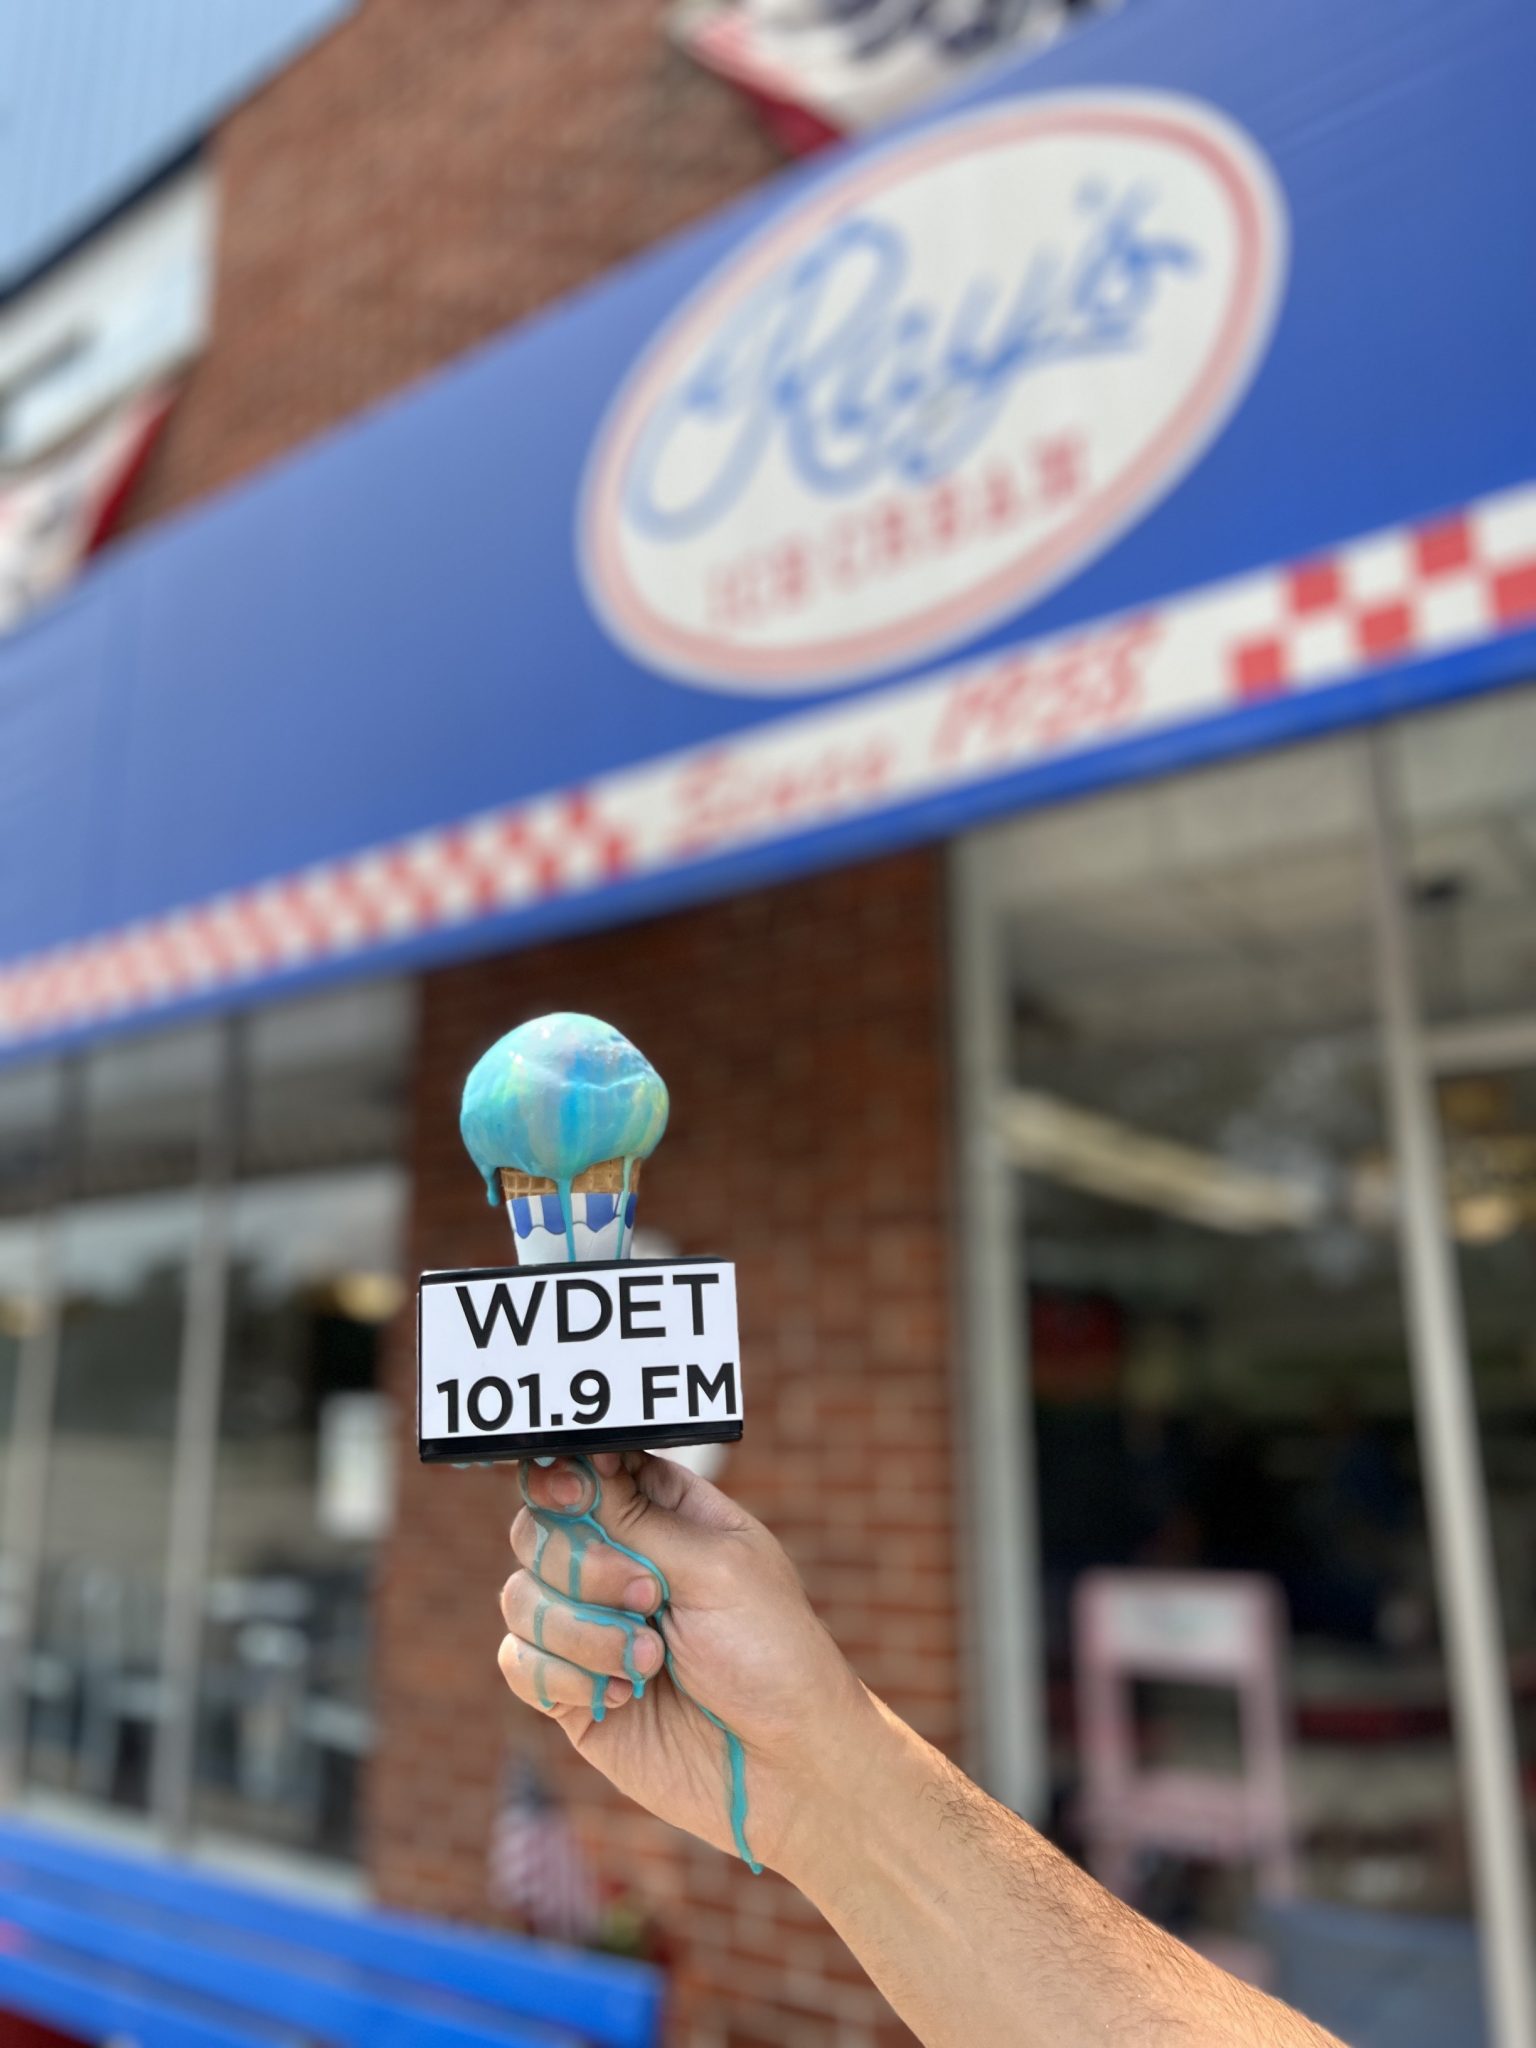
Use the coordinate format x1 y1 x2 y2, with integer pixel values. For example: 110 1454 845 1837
1 0 1535 1054
584 92 1286 694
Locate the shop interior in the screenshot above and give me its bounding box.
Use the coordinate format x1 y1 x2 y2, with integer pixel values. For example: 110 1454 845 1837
0 982 413 1874
980 687 1536 1926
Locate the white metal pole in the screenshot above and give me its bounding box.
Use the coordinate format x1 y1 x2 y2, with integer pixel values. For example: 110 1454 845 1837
949 833 1048 1821
1365 740 1536 2048
150 1021 237 1841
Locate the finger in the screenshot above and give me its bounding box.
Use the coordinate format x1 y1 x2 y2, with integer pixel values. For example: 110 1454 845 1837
500 1570 665 1690
532 1453 620 1485
520 1453 754 1597
520 1457 601 1515
497 1632 633 1719
511 1507 664 1614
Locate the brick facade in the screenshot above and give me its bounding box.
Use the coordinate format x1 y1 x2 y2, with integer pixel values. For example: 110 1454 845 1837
119 0 780 529
105 4 969 2038
373 854 962 2046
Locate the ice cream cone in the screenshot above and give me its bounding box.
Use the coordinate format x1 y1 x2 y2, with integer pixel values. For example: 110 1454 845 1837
461 1013 667 1265
497 1158 642 1200
500 1156 644 1263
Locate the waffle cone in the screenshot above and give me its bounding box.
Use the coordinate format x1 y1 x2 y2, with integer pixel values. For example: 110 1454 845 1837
497 1157 642 1200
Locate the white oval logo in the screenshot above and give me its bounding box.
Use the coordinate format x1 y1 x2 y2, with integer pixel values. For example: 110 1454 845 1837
581 91 1287 697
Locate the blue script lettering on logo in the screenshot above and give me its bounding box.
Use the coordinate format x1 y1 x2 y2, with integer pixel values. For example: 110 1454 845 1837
621 185 1198 543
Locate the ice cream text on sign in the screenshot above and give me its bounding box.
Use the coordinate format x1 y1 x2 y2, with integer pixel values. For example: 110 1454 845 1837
582 90 1287 694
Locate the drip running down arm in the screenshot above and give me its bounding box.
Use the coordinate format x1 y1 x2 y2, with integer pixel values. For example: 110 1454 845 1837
497 1452 1346 2048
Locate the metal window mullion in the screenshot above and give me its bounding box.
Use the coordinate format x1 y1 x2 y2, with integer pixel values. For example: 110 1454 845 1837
150 1020 238 1844
949 833 1047 1820
1364 738 1536 2048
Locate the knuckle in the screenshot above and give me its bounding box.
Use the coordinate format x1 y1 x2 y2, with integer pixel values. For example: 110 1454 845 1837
589 1623 633 1676
531 1461 594 1516
584 1540 632 1598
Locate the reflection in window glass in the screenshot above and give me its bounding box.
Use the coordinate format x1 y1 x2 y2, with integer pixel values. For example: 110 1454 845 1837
981 739 1460 1925
5 980 412 1868
25 1021 216 1818
0 1064 63 1216
0 1219 38 1552
1396 686 1536 1866
195 1169 404 1861
240 983 414 1177
27 1192 198 1813
77 1026 219 1199
1400 687 1536 1027
0 1064 61 1753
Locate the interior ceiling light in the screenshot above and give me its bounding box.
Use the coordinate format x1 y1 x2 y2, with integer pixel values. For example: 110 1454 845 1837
0 1296 42 1340
330 1271 406 1324
1451 1192 1523 1245
995 1088 1327 1235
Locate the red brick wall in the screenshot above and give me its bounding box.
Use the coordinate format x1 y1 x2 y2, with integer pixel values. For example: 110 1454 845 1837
119 0 780 528
373 851 962 2046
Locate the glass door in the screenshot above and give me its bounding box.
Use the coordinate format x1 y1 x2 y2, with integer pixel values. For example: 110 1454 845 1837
1395 687 1536 1846
971 734 1454 1933
23 1027 216 1816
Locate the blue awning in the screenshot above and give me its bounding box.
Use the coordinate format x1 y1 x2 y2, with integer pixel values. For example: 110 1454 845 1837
0 1817 661 2046
3 0 1535 1056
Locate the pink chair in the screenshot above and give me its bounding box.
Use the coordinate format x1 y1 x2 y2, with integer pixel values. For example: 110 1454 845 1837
1075 1570 1297 1937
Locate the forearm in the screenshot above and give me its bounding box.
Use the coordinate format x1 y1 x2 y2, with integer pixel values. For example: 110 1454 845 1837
501 1454 1345 2044
777 1695 1344 2048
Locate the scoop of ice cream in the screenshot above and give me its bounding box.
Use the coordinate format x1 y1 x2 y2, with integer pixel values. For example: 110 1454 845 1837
460 1012 669 1206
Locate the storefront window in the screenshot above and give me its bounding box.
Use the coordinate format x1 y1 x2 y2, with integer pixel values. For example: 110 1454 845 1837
980 738 1461 1925
0 1065 64 1759
0 1065 60 1551
1396 686 1536 1853
239 981 414 1176
27 1189 199 1810
23 1023 216 1813
0 1220 33 1567
0 1063 63 1218
4 982 412 1865
76 1026 220 1199
1400 688 1536 1031
194 982 412 1863
195 1167 405 1860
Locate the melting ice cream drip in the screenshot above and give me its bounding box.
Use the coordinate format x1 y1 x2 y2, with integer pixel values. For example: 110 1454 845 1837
459 1014 756 1867
460 1011 668 1260
519 1458 759 1873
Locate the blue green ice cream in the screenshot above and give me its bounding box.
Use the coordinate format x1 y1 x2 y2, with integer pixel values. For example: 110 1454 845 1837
460 1013 669 1254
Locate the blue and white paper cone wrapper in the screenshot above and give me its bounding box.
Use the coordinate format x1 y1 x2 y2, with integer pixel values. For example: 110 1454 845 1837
498 1162 641 1265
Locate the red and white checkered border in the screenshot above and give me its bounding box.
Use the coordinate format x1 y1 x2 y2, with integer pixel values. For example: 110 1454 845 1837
1227 502 1536 700
4 479 1535 1051
0 792 634 1044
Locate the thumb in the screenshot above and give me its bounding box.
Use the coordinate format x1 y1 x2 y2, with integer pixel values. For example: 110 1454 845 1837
521 1450 753 1598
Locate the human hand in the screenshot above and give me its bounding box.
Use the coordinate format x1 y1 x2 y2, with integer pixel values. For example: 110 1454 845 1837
502 1464 1350 2048
497 1450 874 1873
